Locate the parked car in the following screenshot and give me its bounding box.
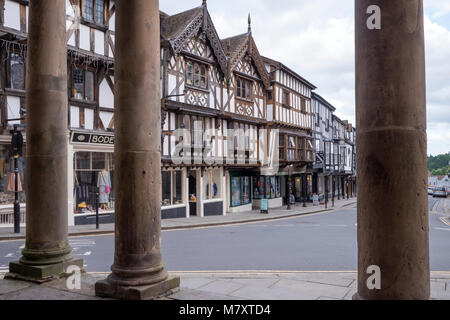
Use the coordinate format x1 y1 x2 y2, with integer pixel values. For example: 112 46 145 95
433 187 447 198
428 187 435 195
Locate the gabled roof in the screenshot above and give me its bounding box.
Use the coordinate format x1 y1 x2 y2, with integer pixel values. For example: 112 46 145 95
312 92 336 112
161 7 203 41
160 4 227 74
221 32 271 89
262 56 316 90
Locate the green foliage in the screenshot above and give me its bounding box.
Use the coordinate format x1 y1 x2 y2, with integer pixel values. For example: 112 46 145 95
428 153 450 172
431 166 450 176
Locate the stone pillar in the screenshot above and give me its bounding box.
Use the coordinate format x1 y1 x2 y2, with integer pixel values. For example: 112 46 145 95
182 168 189 218
6 0 83 282
95 0 179 300
196 169 204 217
355 0 429 299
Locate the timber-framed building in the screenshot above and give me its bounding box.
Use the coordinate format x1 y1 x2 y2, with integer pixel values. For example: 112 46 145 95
0 0 354 227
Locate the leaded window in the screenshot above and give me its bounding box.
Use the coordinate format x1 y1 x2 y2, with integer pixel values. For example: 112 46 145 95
83 0 105 25
186 60 208 89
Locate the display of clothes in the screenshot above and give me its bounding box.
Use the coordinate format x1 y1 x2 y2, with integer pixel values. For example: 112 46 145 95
7 156 24 192
97 170 112 206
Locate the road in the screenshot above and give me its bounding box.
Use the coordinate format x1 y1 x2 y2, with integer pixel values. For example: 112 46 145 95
1 197 449 273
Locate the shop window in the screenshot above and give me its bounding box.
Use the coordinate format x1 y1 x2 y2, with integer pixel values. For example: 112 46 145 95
253 176 281 200
83 0 105 25
74 152 114 214
236 77 252 100
162 170 183 207
7 53 25 90
72 68 95 102
204 169 221 200
186 61 208 89
230 176 251 207
0 144 26 206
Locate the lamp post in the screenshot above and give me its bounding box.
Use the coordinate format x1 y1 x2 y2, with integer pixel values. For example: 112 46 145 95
8 119 25 234
287 165 293 210
303 174 307 207
332 175 335 207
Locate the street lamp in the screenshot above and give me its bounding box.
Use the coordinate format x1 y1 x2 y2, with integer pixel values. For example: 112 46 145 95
287 165 293 210
8 118 25 234
303 175 308 208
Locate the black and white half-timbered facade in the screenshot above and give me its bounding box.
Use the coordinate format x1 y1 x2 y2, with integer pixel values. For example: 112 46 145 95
263 56 316 206
0 0 356 227
0 0 116 226
311 92 357 202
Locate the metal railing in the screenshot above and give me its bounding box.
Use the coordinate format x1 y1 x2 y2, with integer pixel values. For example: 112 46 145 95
0 210 26 226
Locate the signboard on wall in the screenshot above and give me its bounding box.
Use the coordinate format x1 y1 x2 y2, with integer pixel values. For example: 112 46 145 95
72 133 114 145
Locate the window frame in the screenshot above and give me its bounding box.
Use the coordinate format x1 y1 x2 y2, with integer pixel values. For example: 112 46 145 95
5 51 26 91
282 89 290 107
185 60 209 90
161 170 183 207
236 76 253 101
81 0 107 27
71 66 96 103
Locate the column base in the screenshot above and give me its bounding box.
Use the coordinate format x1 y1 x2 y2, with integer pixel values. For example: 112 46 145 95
95 275 180 300
352 292 362 300
5 258 84 284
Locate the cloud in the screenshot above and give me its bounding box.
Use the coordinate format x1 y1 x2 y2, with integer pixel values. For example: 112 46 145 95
160 0 450 155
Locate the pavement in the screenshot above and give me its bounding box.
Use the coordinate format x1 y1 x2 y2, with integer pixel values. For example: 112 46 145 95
0 198 357 241
0 271 449 300
1 196 449 300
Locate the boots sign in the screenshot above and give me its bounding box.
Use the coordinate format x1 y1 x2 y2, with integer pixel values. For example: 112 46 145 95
72 132 115 145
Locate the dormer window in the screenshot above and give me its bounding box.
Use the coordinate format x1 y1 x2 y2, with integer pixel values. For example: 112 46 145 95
186 60 208 89
236 77 252 100
82 0 105 25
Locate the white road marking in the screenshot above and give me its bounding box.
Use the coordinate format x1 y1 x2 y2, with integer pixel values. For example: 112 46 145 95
83 251 92 256
434 227 450 231
5 253 14 258
19 245 24 249
439 217 450 227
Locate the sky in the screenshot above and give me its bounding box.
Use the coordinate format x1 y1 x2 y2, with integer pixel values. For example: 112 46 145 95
160 0 450 156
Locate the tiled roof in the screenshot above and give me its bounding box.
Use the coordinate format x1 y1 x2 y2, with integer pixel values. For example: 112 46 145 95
161 7 203 40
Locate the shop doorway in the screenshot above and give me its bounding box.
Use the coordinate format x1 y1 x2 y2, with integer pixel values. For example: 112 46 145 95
188 171 197 216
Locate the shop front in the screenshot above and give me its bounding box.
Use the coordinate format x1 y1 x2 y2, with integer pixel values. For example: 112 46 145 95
0 135 26 226
227 170 253 213
161 168 188 219
252 175 282 209
69 131 115 226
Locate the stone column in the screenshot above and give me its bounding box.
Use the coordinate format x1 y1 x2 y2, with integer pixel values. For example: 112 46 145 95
355 0 429 299
6 0 83 282
95 0 179 300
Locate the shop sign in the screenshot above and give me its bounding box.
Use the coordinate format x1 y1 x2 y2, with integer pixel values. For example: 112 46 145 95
72 133 115 145
260 199 269 214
